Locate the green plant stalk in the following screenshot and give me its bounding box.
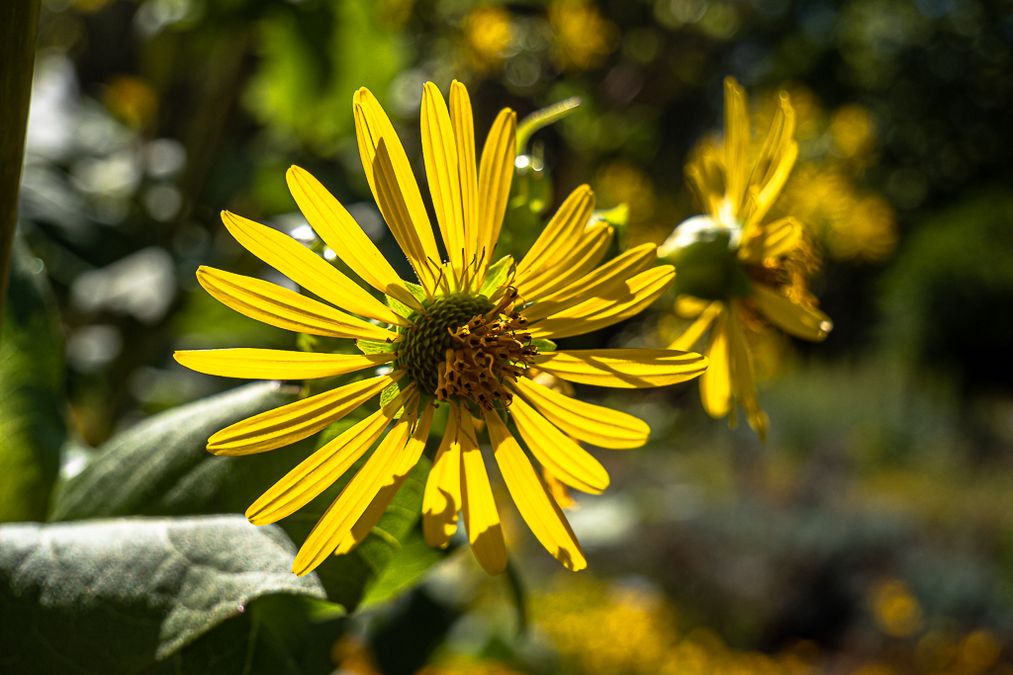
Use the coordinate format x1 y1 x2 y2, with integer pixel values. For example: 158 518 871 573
0 0 41 340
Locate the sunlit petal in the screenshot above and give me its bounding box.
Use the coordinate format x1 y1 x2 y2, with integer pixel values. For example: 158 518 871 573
207 374 392 456
752 283 833 341
510 397 609 494
285 166 420 311
292 414 413 575
522 243 657 321
486 410 586 571
514 376 649 449
196 266 395 341
245 406 392 526
421 82 466 274
700 313 732 418
174 349 393 381
459 413 507 574
220 210 404 326
476 107 517 277
422 404 462 548
532 348 708 388
529 265 674 339
354 89 440 291
450 81 479 279
669 301 721 352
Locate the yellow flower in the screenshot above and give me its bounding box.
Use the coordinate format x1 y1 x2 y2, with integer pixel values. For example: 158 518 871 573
463 5 513 72
548 0 618 71
175 81 707 576
659 77 832 438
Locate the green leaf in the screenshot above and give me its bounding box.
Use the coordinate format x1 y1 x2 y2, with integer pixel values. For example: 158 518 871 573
386 291 415 319
0 515 329 674
593 203 630 228
404 280 427 303
355 338 398 355
379 379 402 410
0 240 66 522
51 381 297 521
50 382 445 612
531 338 557 353
480 255 515 296
361 523 456 609
148 593 346 675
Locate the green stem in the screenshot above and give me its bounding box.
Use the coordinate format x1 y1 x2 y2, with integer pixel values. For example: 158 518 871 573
0 0 41 340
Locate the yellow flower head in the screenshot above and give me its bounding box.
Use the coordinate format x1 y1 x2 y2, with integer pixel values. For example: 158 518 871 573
659 77 833 438
176 81 707 576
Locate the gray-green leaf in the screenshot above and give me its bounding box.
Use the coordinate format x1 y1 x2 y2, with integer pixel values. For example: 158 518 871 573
0 239 66 522
51 381 296 521
0 515 328 674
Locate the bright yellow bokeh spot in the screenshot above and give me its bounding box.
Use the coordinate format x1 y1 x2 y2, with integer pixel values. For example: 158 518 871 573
463 5 513 72
871 579 923 638
548 0 618 71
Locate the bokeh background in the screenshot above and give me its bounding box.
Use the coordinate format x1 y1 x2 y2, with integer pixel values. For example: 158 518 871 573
7 0 1013 673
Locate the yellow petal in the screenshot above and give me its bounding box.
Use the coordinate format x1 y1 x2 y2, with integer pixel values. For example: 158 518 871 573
532 348 708 388
675 295 711 318
529 265 674 339
476 107 517 279
686 145 725 218
285 166 420 311
486 410 586 571
726 303 768 439
752 283 832 341
207 374 392 455
509 396 609 494
723 76 750 212
459 413 507 575
245 406 392 525
744 92 796 231
196 266 395 342
353 89 440 291
422 405 462 548
522 242 656 321
421 82 466 277
292 415 412 575
543 468 575 509
516 221 614 302
745 140 798 231
514 377 649 449
335 406 433 554
220 210 404 326
740 216 802 262
515 185 594 281
700 313 732 418
174 349 393 381
669 301 721 351
450 81 479 280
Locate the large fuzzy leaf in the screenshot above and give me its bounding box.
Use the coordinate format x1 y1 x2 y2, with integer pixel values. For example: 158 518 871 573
0 516 329 674
50 382 446 611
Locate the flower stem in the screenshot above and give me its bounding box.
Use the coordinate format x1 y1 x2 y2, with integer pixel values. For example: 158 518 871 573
0 0 41 340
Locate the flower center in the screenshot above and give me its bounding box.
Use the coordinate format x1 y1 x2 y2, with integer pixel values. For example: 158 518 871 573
396 290 536 410
659 215 752 301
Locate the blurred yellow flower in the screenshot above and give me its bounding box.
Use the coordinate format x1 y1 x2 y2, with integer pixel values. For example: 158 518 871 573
176 81 706 576
660 77 832 438
535 578 821 675
548 0 618 71
463 5 513 72
767 91 897 263
870 578 923 638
